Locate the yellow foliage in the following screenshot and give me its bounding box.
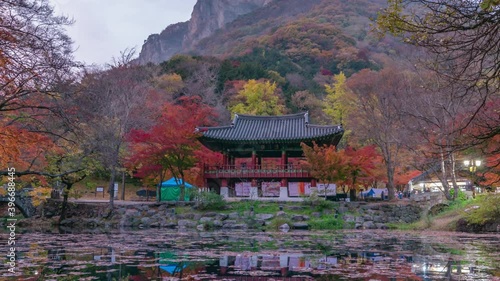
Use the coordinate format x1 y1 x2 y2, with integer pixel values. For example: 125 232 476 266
229 80 285 116
323 72 351 124
153 73 184 93
29 186 52 207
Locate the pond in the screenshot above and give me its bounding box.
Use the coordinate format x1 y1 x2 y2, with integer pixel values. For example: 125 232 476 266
1 228 499 280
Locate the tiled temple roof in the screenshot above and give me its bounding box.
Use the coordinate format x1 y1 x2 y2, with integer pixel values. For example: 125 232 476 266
196 112 343 143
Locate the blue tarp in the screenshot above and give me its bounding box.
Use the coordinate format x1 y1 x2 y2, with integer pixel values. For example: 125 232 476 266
161 177 194 188
159 177 194 201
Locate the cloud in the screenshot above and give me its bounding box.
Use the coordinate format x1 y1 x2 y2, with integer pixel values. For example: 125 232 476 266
50 0 196 65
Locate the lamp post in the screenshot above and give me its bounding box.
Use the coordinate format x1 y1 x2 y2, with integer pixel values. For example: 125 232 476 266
463 159 481 198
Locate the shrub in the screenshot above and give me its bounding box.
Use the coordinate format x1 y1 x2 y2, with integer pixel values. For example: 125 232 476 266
449 189 468 201
465 194 500 225
266 217 292 231
192 191 227 211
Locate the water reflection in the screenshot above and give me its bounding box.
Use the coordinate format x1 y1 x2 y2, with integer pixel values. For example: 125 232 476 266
0 229 498 280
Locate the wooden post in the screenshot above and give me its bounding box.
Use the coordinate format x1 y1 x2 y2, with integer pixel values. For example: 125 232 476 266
121 170 125 200
251 151 257 169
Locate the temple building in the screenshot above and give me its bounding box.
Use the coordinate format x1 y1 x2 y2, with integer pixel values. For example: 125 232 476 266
196 112 344 200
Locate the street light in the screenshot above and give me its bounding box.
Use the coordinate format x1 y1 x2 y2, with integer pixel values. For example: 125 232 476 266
463 159 481 172
463 159 481 197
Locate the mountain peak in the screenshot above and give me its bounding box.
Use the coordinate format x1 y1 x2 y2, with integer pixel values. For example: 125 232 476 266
137 0 272 64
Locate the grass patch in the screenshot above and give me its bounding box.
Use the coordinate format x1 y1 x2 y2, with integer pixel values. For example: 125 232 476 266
259 240 279 250
309 216 344 230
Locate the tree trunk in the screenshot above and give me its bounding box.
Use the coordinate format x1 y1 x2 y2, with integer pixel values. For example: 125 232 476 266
59 184 72 224
108 168 116 210
121 170 125 200
449 152 460 199
386 164 396 200
179 175 185 202
439 151 453 200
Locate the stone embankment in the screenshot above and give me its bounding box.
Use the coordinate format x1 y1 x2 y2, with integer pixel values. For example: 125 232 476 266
26 199 422 231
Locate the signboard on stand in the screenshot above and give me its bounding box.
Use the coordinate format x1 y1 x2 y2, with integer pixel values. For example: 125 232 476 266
96 186 104 198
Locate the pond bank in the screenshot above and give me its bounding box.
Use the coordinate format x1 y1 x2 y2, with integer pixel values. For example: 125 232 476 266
18 199 424 232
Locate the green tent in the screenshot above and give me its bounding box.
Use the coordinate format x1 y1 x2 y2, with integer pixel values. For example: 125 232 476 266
160 177 194 201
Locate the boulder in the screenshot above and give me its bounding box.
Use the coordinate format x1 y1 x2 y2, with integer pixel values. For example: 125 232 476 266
311 212 321 218
255 214 274 221
344 215 355 223
177 219 196 228
228 212 240 219
161 221 178 228
291 215 309 221
279 223 290 232
222 223 248 229
363 221 376 229
216 213 229 221
199 217 213 223
276 211 287 217
212 220 223 228
140 217 152 227
292 222 309 230
204 212 217 217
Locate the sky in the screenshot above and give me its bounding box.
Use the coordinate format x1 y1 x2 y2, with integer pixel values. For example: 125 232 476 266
50 0 197 66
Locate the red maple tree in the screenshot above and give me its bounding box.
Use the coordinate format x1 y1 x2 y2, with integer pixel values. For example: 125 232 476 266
127 97 216 201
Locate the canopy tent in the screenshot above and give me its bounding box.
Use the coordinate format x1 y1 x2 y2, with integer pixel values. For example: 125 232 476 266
160 177 194 201
361 188 388 199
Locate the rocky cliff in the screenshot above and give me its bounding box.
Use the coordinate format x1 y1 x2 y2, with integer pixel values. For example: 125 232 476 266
137 21 188 65
137 0 272 64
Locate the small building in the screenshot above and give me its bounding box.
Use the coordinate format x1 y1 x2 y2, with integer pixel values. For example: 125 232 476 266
196 112 344 200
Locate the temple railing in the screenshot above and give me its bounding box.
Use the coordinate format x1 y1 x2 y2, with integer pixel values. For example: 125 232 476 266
203 164 311 179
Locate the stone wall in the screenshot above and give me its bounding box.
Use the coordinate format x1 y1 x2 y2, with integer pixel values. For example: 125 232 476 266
340 202 422 229
33 200 423 231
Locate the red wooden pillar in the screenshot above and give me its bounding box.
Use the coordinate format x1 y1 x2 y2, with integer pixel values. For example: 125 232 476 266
281 150 288 167
281 178 288 187
311 178 317 188
251 151 257 169
222 153 228 167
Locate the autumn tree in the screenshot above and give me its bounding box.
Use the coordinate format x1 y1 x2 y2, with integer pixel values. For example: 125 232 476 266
75 62 156 210
44 145 99 223
323 72 350 125
399 70 481 199
291 90 324 121
346 66 414 200
342 145 380 193
301 142 348 197
0 0 76 176
127 97 215 201
377 0 500 165
377 0 499 96
229 79 285 116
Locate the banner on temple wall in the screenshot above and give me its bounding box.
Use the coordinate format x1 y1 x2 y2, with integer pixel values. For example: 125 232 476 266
317 183 336 196
288 182 313 197
235 182 251 197
262 181 280 197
